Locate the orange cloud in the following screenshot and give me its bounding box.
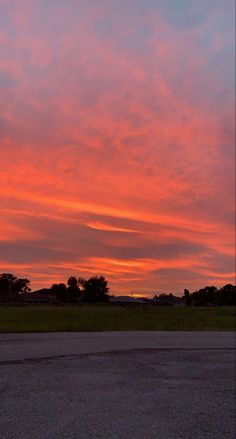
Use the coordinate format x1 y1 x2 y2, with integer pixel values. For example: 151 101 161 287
86 221 142 233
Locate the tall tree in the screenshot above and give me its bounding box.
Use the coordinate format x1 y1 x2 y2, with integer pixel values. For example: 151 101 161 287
83 276 109 303
0 273 31 295
67 276 81 303
218 284 236 306
51 283 67 301
67 276 78 289
183 289 192 306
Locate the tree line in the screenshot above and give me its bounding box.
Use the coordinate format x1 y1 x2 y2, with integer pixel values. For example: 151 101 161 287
0 272 235 305
153 284 236 306
0 273 109 303
182 285 236 306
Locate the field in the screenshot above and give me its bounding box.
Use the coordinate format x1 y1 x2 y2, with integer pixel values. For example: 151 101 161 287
0 304 235 332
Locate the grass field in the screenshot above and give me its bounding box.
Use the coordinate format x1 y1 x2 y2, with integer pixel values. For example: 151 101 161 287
0 304 235 332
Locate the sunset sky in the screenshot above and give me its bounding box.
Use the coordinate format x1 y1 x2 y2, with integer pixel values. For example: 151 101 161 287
0 0 235 295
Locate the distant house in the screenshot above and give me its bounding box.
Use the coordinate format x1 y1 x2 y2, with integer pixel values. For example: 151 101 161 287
0 289 57 304
110 295 149 304
22 291 56 304
32 288 54 296
152 294 184 306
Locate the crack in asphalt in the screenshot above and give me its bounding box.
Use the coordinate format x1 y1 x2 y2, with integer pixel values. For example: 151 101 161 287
0 347 235 366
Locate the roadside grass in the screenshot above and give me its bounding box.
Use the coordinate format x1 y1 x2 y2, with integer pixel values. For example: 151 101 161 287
0 305 235 332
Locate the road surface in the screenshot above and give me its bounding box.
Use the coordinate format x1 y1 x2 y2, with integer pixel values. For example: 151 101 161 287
0 332 235 438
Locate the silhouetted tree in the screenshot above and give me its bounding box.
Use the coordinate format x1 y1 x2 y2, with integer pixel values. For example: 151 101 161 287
67 276 78 289
0 273 31 296
67 276 82 303
218 284 236 306
191 286 218 306
0 274 15 295
183 289 192 306
51 283 67 302
83 276 109 303
12 278 31 294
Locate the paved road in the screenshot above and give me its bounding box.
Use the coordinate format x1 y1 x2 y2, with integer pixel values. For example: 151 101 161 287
0 332 235 438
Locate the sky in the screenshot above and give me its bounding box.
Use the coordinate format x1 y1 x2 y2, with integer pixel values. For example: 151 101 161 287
0 0 235 295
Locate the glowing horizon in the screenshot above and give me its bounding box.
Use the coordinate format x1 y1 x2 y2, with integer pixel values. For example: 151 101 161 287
0 0 235 295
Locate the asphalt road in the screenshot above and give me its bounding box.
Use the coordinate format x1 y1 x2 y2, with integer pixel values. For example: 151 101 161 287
0 332 235 439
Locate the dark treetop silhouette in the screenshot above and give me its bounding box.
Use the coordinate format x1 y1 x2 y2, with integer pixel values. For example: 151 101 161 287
0 273 31 296
51 275 109 303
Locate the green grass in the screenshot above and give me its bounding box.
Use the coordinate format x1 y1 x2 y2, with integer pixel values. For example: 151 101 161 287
0 305 235 332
